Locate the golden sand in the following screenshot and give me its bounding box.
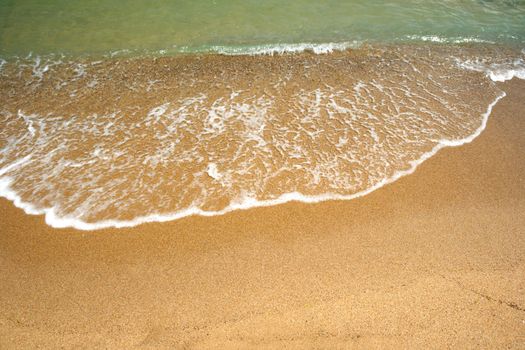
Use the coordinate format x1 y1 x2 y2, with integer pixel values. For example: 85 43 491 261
0 78 524 348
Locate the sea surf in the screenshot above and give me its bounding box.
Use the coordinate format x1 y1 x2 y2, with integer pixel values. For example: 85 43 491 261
0 1 524 230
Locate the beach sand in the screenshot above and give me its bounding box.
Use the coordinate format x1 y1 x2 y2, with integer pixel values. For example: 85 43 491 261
0 78 524 348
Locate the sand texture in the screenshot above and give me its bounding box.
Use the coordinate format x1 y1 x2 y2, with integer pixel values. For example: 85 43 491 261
0 79 524 348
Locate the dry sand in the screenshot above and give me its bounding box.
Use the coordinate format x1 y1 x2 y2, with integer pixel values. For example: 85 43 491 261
1 79 524 349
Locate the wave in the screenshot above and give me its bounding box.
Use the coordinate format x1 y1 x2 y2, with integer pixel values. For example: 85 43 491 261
0 44 522 230
148 36 517 57
174 41 364 56
457 57 525 82
1 34 517 61
402 35 496 44
0 92 506 231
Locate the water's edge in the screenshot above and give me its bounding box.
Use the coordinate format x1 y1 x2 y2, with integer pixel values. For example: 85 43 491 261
0 79 515 230
1 43 525 230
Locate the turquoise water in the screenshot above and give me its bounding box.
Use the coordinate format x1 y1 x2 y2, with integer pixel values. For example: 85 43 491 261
0 0 524 56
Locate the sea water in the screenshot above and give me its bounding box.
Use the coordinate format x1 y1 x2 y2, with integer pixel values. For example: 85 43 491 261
1 0 524 56
0 0 524 229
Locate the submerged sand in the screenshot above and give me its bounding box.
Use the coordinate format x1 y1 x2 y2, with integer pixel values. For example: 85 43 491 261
0 45 510 226
0 79 524 348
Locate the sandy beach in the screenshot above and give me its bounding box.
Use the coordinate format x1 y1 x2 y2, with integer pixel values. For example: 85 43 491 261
0 78 524 348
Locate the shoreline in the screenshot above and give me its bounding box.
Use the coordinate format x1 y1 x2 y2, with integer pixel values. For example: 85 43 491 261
0 39 523 59
0 78 524 348
1 43 519 230
0 90 509 231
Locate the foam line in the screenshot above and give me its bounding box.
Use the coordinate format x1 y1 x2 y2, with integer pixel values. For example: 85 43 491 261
458 59 525 82
403 35 495 44
209 42 362 55
0 91 507 231
94 42 367 58
0 49 522 230
0 36 519 61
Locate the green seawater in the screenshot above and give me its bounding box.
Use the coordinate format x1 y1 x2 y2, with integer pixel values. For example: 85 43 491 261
0 0 524 57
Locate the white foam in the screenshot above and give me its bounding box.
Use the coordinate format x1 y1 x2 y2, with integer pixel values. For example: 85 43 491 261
0 177 43 215
207 163 222 180
32 57 49 79
457 58 525 82
76 42 361 58
2 46 524 231
403 35 495 44
488 68 525 82
205 42 362 56
0 91 507 230
145 103 170 126
148 103 170 118
12 55 64 81
0 155 32 177
18 110 37 137
73 63 86 78
107 49 132 58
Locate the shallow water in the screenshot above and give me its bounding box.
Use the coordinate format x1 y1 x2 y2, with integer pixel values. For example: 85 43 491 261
1 44 523 229
0 0 524 56
0 2 525 229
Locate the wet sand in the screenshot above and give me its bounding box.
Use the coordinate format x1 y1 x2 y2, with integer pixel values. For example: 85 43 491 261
0 46 505 225
1 78 524 348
